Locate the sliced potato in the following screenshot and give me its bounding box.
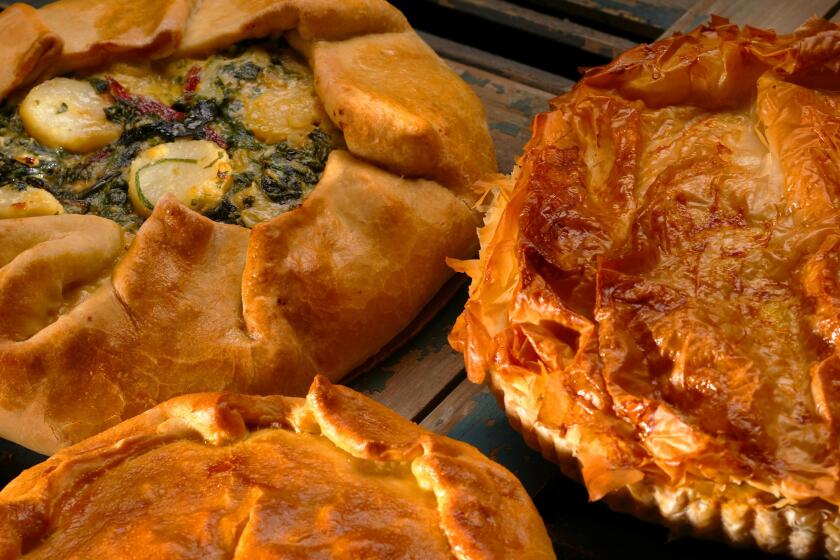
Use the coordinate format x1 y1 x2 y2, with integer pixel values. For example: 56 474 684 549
0 185 64 219
20 78 122 153
128 140 233 217
241 54 331 147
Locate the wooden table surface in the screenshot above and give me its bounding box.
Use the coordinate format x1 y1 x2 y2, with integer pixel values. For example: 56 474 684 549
1 1 838 558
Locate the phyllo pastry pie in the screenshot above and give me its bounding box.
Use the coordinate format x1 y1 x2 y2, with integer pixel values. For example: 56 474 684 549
0 377 554 559
0 0 496 455
450 16 840 559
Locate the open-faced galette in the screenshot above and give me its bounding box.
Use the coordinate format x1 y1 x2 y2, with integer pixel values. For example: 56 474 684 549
0 0 496 454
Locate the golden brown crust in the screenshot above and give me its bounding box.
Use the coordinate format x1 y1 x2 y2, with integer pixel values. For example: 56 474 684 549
244 151 480 392
38 0 196 74
0 377 554 559
301 30 497 199
0 4 62 99
0 153 478 454
451 17 840 559
176 0 409 57
0 1 495 453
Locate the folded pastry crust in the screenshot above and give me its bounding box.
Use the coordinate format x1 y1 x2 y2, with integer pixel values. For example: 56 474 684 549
0 4 62 99
450 17 840 559
0 377 555 559
0 0 496 454
39 0 196 74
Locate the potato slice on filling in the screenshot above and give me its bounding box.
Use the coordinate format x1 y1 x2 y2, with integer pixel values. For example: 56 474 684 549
0 185 64 219
20 78 122 154
128 140 233 217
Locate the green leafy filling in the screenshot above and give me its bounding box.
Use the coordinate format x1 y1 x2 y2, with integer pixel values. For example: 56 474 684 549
0 39 337 231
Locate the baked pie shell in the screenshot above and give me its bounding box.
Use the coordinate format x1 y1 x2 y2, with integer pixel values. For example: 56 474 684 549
450 16 840 559
0 377 555 558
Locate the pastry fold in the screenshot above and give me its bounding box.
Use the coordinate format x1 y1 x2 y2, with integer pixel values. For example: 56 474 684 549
0 378 555 559
0 0 496 453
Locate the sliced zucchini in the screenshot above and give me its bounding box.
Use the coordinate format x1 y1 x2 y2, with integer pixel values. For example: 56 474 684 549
20 78 122 154
128 140 233 217
0 185 64 219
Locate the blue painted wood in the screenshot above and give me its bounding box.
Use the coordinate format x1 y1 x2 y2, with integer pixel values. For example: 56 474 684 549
421 381 557 496
446 387 557 495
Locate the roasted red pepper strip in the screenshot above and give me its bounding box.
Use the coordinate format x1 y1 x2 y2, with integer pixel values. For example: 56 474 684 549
184 66 201 94
106 76 184 122
203 126 228 150
106 75 227 148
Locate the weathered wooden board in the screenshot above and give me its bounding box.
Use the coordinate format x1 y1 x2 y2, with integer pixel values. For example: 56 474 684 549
418 0 636 59
420 31 573 94
349 282 469 423
663 0 839 36
444 60 560 173
512 0 697 38
420 380 556 495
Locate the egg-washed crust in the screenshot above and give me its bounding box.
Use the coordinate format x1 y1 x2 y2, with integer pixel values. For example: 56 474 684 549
0 377 554 559
450 17 840 559
0 4 62 99
0 0 496 454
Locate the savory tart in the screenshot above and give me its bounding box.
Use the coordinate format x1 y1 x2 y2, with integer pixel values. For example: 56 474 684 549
0 0 496 454
0 377 555 559
450 17 840 559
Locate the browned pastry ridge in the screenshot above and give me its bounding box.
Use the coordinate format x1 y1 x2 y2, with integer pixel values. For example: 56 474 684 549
0 377 555 559
0 0 497 454
450 16 840 559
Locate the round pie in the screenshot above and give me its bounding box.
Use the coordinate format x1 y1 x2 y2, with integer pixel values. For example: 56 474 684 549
0 376 554 558
450 17 840 559
0 0 496 454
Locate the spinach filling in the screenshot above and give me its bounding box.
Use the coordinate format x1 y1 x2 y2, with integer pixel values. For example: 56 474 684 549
0 40 338 231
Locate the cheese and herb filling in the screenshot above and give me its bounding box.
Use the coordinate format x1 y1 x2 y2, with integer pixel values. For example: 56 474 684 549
0 40 341 230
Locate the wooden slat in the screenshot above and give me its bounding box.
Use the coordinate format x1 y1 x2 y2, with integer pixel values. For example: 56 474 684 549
418 0 636 59
512 0 696 39
420 31 573 95
421 380 557 495
444 59 558 173
662 0 840 36
349 285 469 422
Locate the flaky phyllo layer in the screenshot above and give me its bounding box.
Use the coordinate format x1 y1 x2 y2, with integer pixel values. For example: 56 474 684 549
451 17 840 508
